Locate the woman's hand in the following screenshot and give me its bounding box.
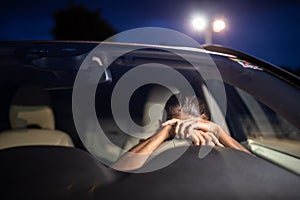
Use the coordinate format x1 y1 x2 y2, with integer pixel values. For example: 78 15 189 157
162 118 224 147
163 118 252 154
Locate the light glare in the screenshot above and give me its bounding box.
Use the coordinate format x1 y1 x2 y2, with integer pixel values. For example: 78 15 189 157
192 17 206 31
213 20 226 32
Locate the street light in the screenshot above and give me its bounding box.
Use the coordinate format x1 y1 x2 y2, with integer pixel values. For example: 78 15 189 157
213 20 226 32
192 17 226 44
192 17 206 31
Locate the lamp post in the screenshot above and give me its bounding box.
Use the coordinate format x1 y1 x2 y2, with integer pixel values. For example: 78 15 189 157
204 25 212 45
192 17 226 44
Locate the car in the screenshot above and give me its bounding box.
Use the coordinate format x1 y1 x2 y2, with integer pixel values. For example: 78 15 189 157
0 40 299 199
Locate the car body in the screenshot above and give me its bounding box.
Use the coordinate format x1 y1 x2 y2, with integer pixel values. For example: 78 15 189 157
0 41 299 199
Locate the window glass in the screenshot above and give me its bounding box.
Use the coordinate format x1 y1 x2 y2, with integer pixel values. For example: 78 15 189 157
235 87 300 141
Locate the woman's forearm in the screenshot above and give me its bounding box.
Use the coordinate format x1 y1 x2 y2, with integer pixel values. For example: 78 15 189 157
131 125 171 154
112 125 171 171
219 129 251 154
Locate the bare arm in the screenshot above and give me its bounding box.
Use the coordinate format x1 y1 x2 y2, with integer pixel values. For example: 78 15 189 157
113 118 251 171
217 126 251 154
112 125 172 171
163 118 252 154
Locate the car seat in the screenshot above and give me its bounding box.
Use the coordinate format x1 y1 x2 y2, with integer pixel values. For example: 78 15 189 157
0 85 74 149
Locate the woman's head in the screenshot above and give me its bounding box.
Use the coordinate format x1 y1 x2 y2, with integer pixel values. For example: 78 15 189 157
165 94 209 120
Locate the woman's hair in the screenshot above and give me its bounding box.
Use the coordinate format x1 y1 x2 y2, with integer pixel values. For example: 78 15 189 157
165 94 209 120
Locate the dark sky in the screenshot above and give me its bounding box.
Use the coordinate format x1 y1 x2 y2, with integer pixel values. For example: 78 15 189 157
1 0 300 70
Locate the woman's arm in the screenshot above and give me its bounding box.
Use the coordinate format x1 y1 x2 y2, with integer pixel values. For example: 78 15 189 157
163 118 252 154
113 118 251 171
198 119 252 154
112 125 172 171
218 129 251 154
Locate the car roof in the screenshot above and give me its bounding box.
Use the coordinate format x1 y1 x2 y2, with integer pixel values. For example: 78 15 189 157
0 40 299 88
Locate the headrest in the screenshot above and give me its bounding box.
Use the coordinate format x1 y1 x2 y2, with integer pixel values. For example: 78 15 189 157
9 85 55 130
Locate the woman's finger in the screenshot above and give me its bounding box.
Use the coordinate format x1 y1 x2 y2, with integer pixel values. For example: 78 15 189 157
161 118 180 126
200 131 213 146
194 130 206 146
174 121 183 138
175 120 193 139
189 131 200 145
206 132 224 147
189 120 221 138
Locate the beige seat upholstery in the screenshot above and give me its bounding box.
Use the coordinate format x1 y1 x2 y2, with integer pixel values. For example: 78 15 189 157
0 129 73 150
0 85 73 150
9 105 55 130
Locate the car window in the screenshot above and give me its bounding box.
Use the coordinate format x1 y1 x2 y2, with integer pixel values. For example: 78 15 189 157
222 83 300 174
233 87 300 142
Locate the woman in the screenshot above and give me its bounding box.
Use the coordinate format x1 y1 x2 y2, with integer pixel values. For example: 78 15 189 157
113 95 251 171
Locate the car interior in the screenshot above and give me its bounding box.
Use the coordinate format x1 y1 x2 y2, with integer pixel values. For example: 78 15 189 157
0 85 73 149
0 42 299 199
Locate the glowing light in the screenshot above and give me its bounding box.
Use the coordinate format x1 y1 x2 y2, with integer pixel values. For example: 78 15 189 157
192 17 206 31
213 20 226 32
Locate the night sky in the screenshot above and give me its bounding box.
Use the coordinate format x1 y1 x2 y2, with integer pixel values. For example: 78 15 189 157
1 0 300 71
